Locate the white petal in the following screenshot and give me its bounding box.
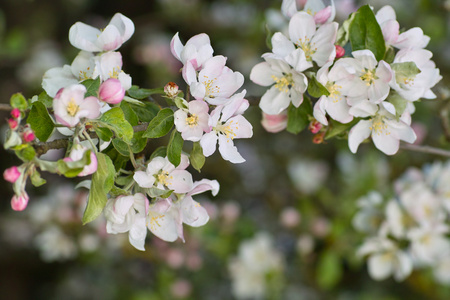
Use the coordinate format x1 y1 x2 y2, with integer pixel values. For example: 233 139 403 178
181 197 209 227
133 171 155 188
259 86 291 115
69 22 102 52
250 62 276 86
368 253 393 280
348 120 372 153
218 135 245 163
200 132 218 157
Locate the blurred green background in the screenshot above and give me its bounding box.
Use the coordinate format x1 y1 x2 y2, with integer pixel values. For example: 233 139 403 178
0 0 450 299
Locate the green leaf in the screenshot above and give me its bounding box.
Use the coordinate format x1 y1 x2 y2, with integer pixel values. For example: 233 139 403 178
115 175 133 187
349 5 386 61
150 146 167 160
286 98 312 134
127 85 165 100
324 119 358 139
82 153 115 224
336 12 355 46
120 101 139 126
265 23 272 50
129 102 160 123
167 130 184 167
143 108 174 139
112 131 147 156
27 101 55 142
102 145 129 171
10 93 28 110
30 169 46 187
57 149 92 178
388 93 408 117
37 91 53 108
307 76 330 98
316 250 342 290
80 77 101 98
190 142 205 172
95 127 113 142
15 145 36 162
99 107 134 144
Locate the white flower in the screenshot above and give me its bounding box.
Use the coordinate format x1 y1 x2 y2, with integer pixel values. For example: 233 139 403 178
250 56 307 115
104 193 149 251
133 155 193 194
69 13 134 52
408 226 450 265
282 0 336 24
174 100 210 142
352 191 384 234
170 32 213 71
348 105 416 155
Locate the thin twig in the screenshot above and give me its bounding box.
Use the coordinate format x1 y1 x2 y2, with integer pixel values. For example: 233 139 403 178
0 103 12 111
400 143 450 158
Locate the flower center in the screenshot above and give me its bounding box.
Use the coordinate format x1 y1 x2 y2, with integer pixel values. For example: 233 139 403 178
369 115 390 136
156 171 172 187
203 75 220 98
360 68 378 86
147 213 165 231
216 120 238 140
67 98 79 117
271 73 294 93
108 66 121 79
78 67 91 81
186 113 199 127
297 36 317 61
325 82 342 103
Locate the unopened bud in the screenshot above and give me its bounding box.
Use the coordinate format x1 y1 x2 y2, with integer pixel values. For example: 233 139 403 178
3 166 21 183
308 120 323 134
164 82 179 98
8 118 18 130
11 108 21 119
313 132 325 144
99 78 125 104
335 45 345 59
23 129 35 143
11 192 29 211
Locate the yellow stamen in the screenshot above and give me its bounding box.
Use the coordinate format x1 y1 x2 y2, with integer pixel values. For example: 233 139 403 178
271 73 294 93
186 114 199 127
67 98 79 116
360 68 378 86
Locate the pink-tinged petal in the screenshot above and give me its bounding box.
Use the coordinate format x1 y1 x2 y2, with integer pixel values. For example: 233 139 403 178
69 22 102 52
314 6 332 24
376 61 393 83
186 33 211 49
109 13 135 44
181 197 209 227
261 111 288 133
96 24 122 51
189 179 220 197
168 170 193 194
99 78 125 104
199 55 227 78
381 20 399 45
394 27 430 49
218 135 245 163
183 61 198 85
259 86 291 115
250 62 276 86
285 48 313 72
78 151 98 177
348 120 372 153
189 99 209 115
129 217 147 251
372 128 400 155
176 154 190 171
375 5 396 24
147 206 179 242
133 171 155 188
289 12 316 45
313 97 329 125
271 32 296 58
221 91 248 121
170 32 183 60
4 166 21 183
200 132 218 157
97 51 123 81
80 96 101 119
228 115 253 139
42 65 78 97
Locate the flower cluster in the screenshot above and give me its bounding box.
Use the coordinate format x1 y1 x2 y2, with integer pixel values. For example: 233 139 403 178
251 1 441 155
354 161 450 283
3 13 252 252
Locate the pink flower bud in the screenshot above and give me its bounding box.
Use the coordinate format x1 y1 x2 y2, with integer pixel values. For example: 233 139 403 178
11 108 21 119
8 118 18 130
261 111 288 133
11 192 29 211
99 78 125 104
164 82 179 98
312 132 325 144
3 166 21 183
23 130 35 143
335 45 345 59
308 120 323 134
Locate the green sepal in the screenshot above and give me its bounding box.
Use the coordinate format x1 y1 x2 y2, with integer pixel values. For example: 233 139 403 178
307 76 330 98
15 144 36 162
349 5 386 61
30 169 46 187
27 101 55 142
167 130 183 167
324 119 358 140
142 108 174 139
190 142 205 172
286 98 313 134
82 152 115 224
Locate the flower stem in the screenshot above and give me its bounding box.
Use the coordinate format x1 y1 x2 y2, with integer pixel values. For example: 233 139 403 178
400 143 450 158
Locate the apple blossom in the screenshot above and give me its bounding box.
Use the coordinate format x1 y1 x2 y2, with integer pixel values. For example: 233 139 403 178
133 155 193 194
174 100 210 142
69 13 135 52
11 108 21 119
200 101 253 164
53 84 101 127
164 82 179 98
335 44 345 58
11 192 29 211
250 56 307 115
104 193 149 251
3 166 21 183
98 78 125 104
261 111 288 133
22 128 35 143
282 0 336 24
63 144 98 177
170 33 213 72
